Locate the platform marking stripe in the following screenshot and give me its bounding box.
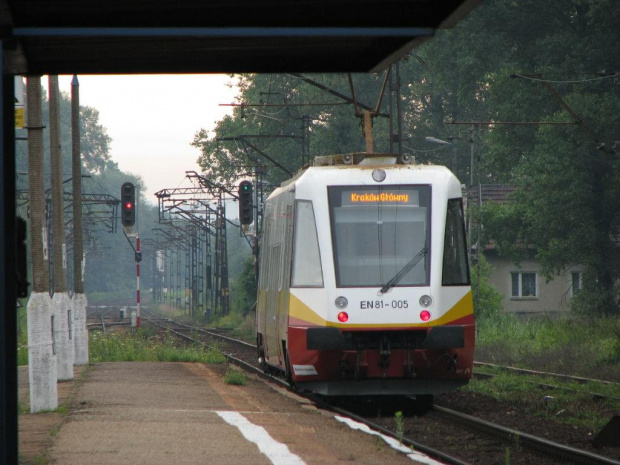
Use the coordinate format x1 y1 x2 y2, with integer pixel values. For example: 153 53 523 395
334 415 445 465
215 411 306 465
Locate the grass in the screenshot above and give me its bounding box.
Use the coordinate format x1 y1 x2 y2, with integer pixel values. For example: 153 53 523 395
394 411 405 444
462 370 620 431
206 311 256 343
17 302 28 366
475 313 620 382
223 366 248 385
467 313 620 431
89 329 227 364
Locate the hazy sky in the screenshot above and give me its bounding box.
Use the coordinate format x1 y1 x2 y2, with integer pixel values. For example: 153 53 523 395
58 74 238 204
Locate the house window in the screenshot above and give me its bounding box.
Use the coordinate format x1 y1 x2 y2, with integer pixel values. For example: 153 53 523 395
511 272 537 298
571 271 581 296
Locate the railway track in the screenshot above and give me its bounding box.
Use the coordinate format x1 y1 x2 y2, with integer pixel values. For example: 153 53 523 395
475 361 620 386
473 369 620 403
142 312 620 465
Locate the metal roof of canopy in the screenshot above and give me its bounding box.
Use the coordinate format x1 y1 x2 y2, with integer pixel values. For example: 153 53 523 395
1 0 480 74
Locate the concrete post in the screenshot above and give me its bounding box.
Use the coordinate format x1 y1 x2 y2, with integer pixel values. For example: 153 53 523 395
71 75 89 365
49 75 73 380
27 76 57 412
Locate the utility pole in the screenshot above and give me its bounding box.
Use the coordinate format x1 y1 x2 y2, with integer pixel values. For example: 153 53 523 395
71 75 89 365
27 75 58 412
389 63 404 155
49 75 73 381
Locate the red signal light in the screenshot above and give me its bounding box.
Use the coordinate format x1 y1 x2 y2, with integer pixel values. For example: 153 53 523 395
337 312 349 323
120 182 136 227
420 310 431 322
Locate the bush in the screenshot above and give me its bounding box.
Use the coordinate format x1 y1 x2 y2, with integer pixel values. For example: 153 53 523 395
471 253 504 321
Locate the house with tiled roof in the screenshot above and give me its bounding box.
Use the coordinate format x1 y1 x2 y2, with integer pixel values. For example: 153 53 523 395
467 185 581 316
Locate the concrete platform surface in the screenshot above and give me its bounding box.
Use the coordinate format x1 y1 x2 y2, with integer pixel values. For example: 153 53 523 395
20 362 422 465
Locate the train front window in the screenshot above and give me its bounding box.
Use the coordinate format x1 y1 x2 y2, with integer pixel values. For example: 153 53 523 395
328 185 431 287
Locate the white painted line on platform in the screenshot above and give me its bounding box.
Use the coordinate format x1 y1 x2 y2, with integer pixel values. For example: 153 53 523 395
335 415 445 465
215 411 307 465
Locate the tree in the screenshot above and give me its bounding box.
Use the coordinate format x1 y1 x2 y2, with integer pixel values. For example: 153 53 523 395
191 0 620 315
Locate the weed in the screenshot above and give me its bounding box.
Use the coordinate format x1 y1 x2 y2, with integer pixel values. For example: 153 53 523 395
475 315 620 382
89 331 227 364
394 411 405 444
17 401 28 414
376 436 384 451
34 453 49 465
504 447 510 465
223 366 248 385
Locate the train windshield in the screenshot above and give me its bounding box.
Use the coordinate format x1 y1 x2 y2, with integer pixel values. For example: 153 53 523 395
328 185 431 287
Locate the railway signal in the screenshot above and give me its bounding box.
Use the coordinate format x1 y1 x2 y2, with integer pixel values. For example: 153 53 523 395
121 182 136 227
238 180 253 225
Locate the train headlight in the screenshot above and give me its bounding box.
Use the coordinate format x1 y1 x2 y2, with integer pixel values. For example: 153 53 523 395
338 312 349 323
335 296 348 309
372 169 386 182
419 295 433 308
420 310 431 322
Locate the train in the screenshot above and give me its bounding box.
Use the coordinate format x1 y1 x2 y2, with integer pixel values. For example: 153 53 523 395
255 152 474 399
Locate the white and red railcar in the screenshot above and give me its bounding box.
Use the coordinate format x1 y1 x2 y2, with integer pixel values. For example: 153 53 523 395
256 153 474 397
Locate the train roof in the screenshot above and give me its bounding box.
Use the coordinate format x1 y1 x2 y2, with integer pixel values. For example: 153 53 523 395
271 153 463 198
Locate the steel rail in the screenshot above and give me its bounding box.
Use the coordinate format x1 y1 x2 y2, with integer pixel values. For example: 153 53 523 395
474 362 619 386
143 313 469 465
143 313 620 465
142 314 287 388
433 405 620 465
473 371 620 403
326 403 469 465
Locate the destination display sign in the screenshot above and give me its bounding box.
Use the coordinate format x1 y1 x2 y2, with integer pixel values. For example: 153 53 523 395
342 187 419 206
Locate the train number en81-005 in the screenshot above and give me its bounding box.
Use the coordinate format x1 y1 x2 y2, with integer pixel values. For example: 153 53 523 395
360 300 409 309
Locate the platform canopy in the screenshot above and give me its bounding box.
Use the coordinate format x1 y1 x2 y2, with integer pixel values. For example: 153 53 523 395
1 0 480 74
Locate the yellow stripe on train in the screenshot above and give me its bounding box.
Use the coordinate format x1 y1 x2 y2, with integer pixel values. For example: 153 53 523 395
287 291 473 329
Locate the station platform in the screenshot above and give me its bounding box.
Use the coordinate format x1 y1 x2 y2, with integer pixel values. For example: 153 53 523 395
18 362 426 465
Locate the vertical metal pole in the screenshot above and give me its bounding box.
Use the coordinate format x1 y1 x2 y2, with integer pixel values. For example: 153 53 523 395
0 51 18 465
468 125 474 251
135 184 141 327
363 110 373 153
452 143 457 175
71 75 89 365
136 234 141 328
395 63 403 156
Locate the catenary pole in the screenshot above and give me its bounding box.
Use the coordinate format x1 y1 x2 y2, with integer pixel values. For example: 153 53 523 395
27 76 58 412
71 75 89 365
49 75 74 381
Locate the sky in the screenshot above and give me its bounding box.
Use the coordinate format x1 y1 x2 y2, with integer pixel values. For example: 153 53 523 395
57 74 238 204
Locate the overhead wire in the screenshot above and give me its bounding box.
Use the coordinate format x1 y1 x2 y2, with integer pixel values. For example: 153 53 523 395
512 73 618 84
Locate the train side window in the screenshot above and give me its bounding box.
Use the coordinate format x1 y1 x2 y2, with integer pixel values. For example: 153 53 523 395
442 198 470 286
291 200 324 287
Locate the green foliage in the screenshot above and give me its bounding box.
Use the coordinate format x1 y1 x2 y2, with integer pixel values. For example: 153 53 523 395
470 253 504 321
223 366 248 386
394 411 405 444
89 329 227 364
462 368 620 431
189 1 620 316
231 256 257 316
476 315 620 381
17 303 28 366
